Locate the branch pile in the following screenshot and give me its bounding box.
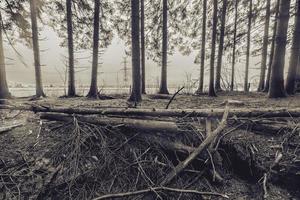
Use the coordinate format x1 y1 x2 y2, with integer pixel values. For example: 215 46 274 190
1 104 300 199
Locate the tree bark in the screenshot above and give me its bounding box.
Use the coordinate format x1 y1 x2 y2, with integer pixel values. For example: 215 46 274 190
87 0 101 98
258 0 271 92
215 0 227 92
66 0 76 97
29 0 45 98
0 11 10 99
196 0 207 94
208 0 218 97
285 0 300 95
269 0 291 98
141 0 146 94
3 104 300 118
296 54 300 92
159 0 169 94
244 0 252 92
231 0 238 91
128 0 142 102
264 0 280 93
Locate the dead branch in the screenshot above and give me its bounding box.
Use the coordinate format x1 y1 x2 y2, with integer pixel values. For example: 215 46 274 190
0 124 24 134
165 86 185 109
92 187 229 200
160 107 229 186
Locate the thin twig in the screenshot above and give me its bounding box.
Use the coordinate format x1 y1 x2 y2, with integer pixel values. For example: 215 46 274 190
93 187 229 200
165 87 185 109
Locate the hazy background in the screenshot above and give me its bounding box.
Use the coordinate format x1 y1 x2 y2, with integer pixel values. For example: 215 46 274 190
4 23 290 94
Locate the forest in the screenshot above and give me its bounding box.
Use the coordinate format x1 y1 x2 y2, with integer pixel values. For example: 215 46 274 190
0 0 300 199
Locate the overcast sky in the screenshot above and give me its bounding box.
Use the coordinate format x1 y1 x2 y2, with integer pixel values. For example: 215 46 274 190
4 25 288 90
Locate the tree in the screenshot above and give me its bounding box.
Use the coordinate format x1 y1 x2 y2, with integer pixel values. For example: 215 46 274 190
158 0 169 94
215 0 227 92
128 0 141 102
47 0 113 97
87 0 101 98
0 11 10 99
196 0 207 94
66 0 76 97
257 0 271 92
29 0 45 98
208 0 218 97
244 0 252 92
297 54 300 92
264 0 280 93
231 0 238 91
285 0 300 95
141 0 146 94
269 0 291 98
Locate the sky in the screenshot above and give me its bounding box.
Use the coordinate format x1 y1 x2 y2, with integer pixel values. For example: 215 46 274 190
4 24 290 91
4 27 202 88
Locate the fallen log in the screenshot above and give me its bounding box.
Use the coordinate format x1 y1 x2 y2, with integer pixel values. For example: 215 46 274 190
2 104 300 118
41 113 187 135
40 112 199 155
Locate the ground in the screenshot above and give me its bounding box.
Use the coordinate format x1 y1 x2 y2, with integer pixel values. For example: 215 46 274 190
0 92 300 199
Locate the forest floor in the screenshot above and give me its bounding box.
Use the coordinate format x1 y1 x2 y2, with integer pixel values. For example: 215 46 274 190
0 91 300 200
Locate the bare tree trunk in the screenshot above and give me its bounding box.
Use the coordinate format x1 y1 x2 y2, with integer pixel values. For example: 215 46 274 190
208 0 218 97
128 0 142 102
269 0 291 98
231 0 238 91
285 0 300 95
66 0 76 97
258 0 271 92
244 0 252 92
264 0 280 93
0 12 10 99
215 0 227 92
87 0 100 98
29 0 45 98
159 0 169 94
297 54 300 92
196 0 207 94
141 0 146 94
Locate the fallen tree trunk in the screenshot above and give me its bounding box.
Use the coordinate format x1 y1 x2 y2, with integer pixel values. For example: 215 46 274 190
2 104 300 118
40 112 198 155
41 113 187 135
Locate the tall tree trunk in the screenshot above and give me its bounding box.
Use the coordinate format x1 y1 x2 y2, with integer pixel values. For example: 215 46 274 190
215 0 227 92
66 0 76 97
0 12 10 99
269 0 291 98
264 0 280 93
196 0 207 94
244 0 252 92
128 0 142 102
141 0 146 94
87 0 100 98
258 0 271 92
285 0 300 95
159 0 169 94
231 0 238 91
208 0 218 97
29 0 45 98
296 54 300 92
